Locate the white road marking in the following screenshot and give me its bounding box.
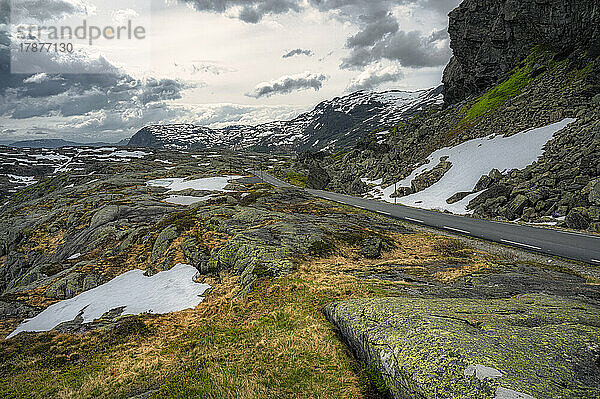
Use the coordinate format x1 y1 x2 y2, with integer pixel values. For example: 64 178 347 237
405 217 424 223
591 259 600 264
443 226 470 235
500 239 541 251
380 211 392 216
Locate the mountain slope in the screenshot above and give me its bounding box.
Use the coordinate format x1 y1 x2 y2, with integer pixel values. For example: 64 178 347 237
128 87 443 153
443 0 600 104
277 41 600 232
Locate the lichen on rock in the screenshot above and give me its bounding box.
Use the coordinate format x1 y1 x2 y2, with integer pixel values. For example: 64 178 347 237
324 295 600 399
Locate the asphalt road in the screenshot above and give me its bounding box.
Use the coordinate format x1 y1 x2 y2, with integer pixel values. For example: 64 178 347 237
248 169 600 266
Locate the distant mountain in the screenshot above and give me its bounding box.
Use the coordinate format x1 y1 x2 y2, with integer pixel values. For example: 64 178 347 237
128 86 444 153
8 139 125 149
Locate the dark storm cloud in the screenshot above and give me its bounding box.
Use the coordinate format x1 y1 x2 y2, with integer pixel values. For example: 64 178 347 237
180 0 461 23
1 72 188 119
331 1 455 69
342 28 451 69
246 72 328 98
345 13 399 48
0 29 188 123
180 0 302 23
309 0 459 16
282 48 314 58
179 0 459 68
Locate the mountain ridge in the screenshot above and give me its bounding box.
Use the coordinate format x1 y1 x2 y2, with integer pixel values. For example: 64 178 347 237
128 86 444 153
7 139 128 149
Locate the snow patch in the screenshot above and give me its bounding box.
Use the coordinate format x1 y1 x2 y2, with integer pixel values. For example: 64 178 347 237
98 150 150 159
7 264 210 339
369 119 576 214
7 174 36 186
146 175 239 193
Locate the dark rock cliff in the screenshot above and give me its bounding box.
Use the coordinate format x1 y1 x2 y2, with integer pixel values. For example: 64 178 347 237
443 0 600 104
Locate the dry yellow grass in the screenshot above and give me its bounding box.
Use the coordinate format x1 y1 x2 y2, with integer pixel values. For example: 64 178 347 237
0 228 496 398
22 230 65 255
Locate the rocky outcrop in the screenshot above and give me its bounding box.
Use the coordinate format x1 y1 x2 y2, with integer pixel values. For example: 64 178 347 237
468 110 600 229
325 295 600 399
409 157 452 194
443 0 600 104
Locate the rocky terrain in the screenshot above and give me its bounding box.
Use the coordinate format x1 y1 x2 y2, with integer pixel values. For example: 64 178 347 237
125 3 600 233
128 87 443 153
443 0 600 104
0 146 597 398
1 0 599 398
275 31 599 233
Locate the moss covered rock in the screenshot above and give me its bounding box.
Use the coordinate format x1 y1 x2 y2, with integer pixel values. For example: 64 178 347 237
325 295 600 399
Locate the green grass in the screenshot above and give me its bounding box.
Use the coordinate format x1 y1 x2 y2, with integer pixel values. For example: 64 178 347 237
360 363 389 395
458 46 551 129
0 215 520 399
332 150 350 161
286 172 307 188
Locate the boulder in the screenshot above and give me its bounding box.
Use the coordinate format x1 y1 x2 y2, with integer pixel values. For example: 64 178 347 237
360 237 383 259
349 177 368 195
90 205 123 228
45 272 104 300
565 208 590 230
411 157 452 193
504 194 530 220
305 163 331 190
324 295 600 399
468 184 511 210
585 179 600 205
151 225 179 263
473 175 492 192
446 192 473 204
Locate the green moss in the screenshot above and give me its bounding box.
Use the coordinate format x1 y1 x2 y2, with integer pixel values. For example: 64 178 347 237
331 150 349 160
155 208 198 233
327 295 600 399
360 362 390 395
458 46 551 128
308 239 335 257
252 263 273 277
286 172 307 188
465 69 529 121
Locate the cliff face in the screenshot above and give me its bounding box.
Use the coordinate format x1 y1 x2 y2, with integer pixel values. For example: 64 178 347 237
443 0 600 104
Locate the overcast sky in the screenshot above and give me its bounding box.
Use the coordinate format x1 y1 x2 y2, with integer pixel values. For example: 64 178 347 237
0 0 461 143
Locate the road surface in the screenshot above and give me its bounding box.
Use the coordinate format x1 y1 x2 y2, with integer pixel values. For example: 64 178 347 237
248 169 600 266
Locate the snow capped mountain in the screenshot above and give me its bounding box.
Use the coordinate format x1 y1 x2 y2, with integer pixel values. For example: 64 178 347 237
128 86 444 153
